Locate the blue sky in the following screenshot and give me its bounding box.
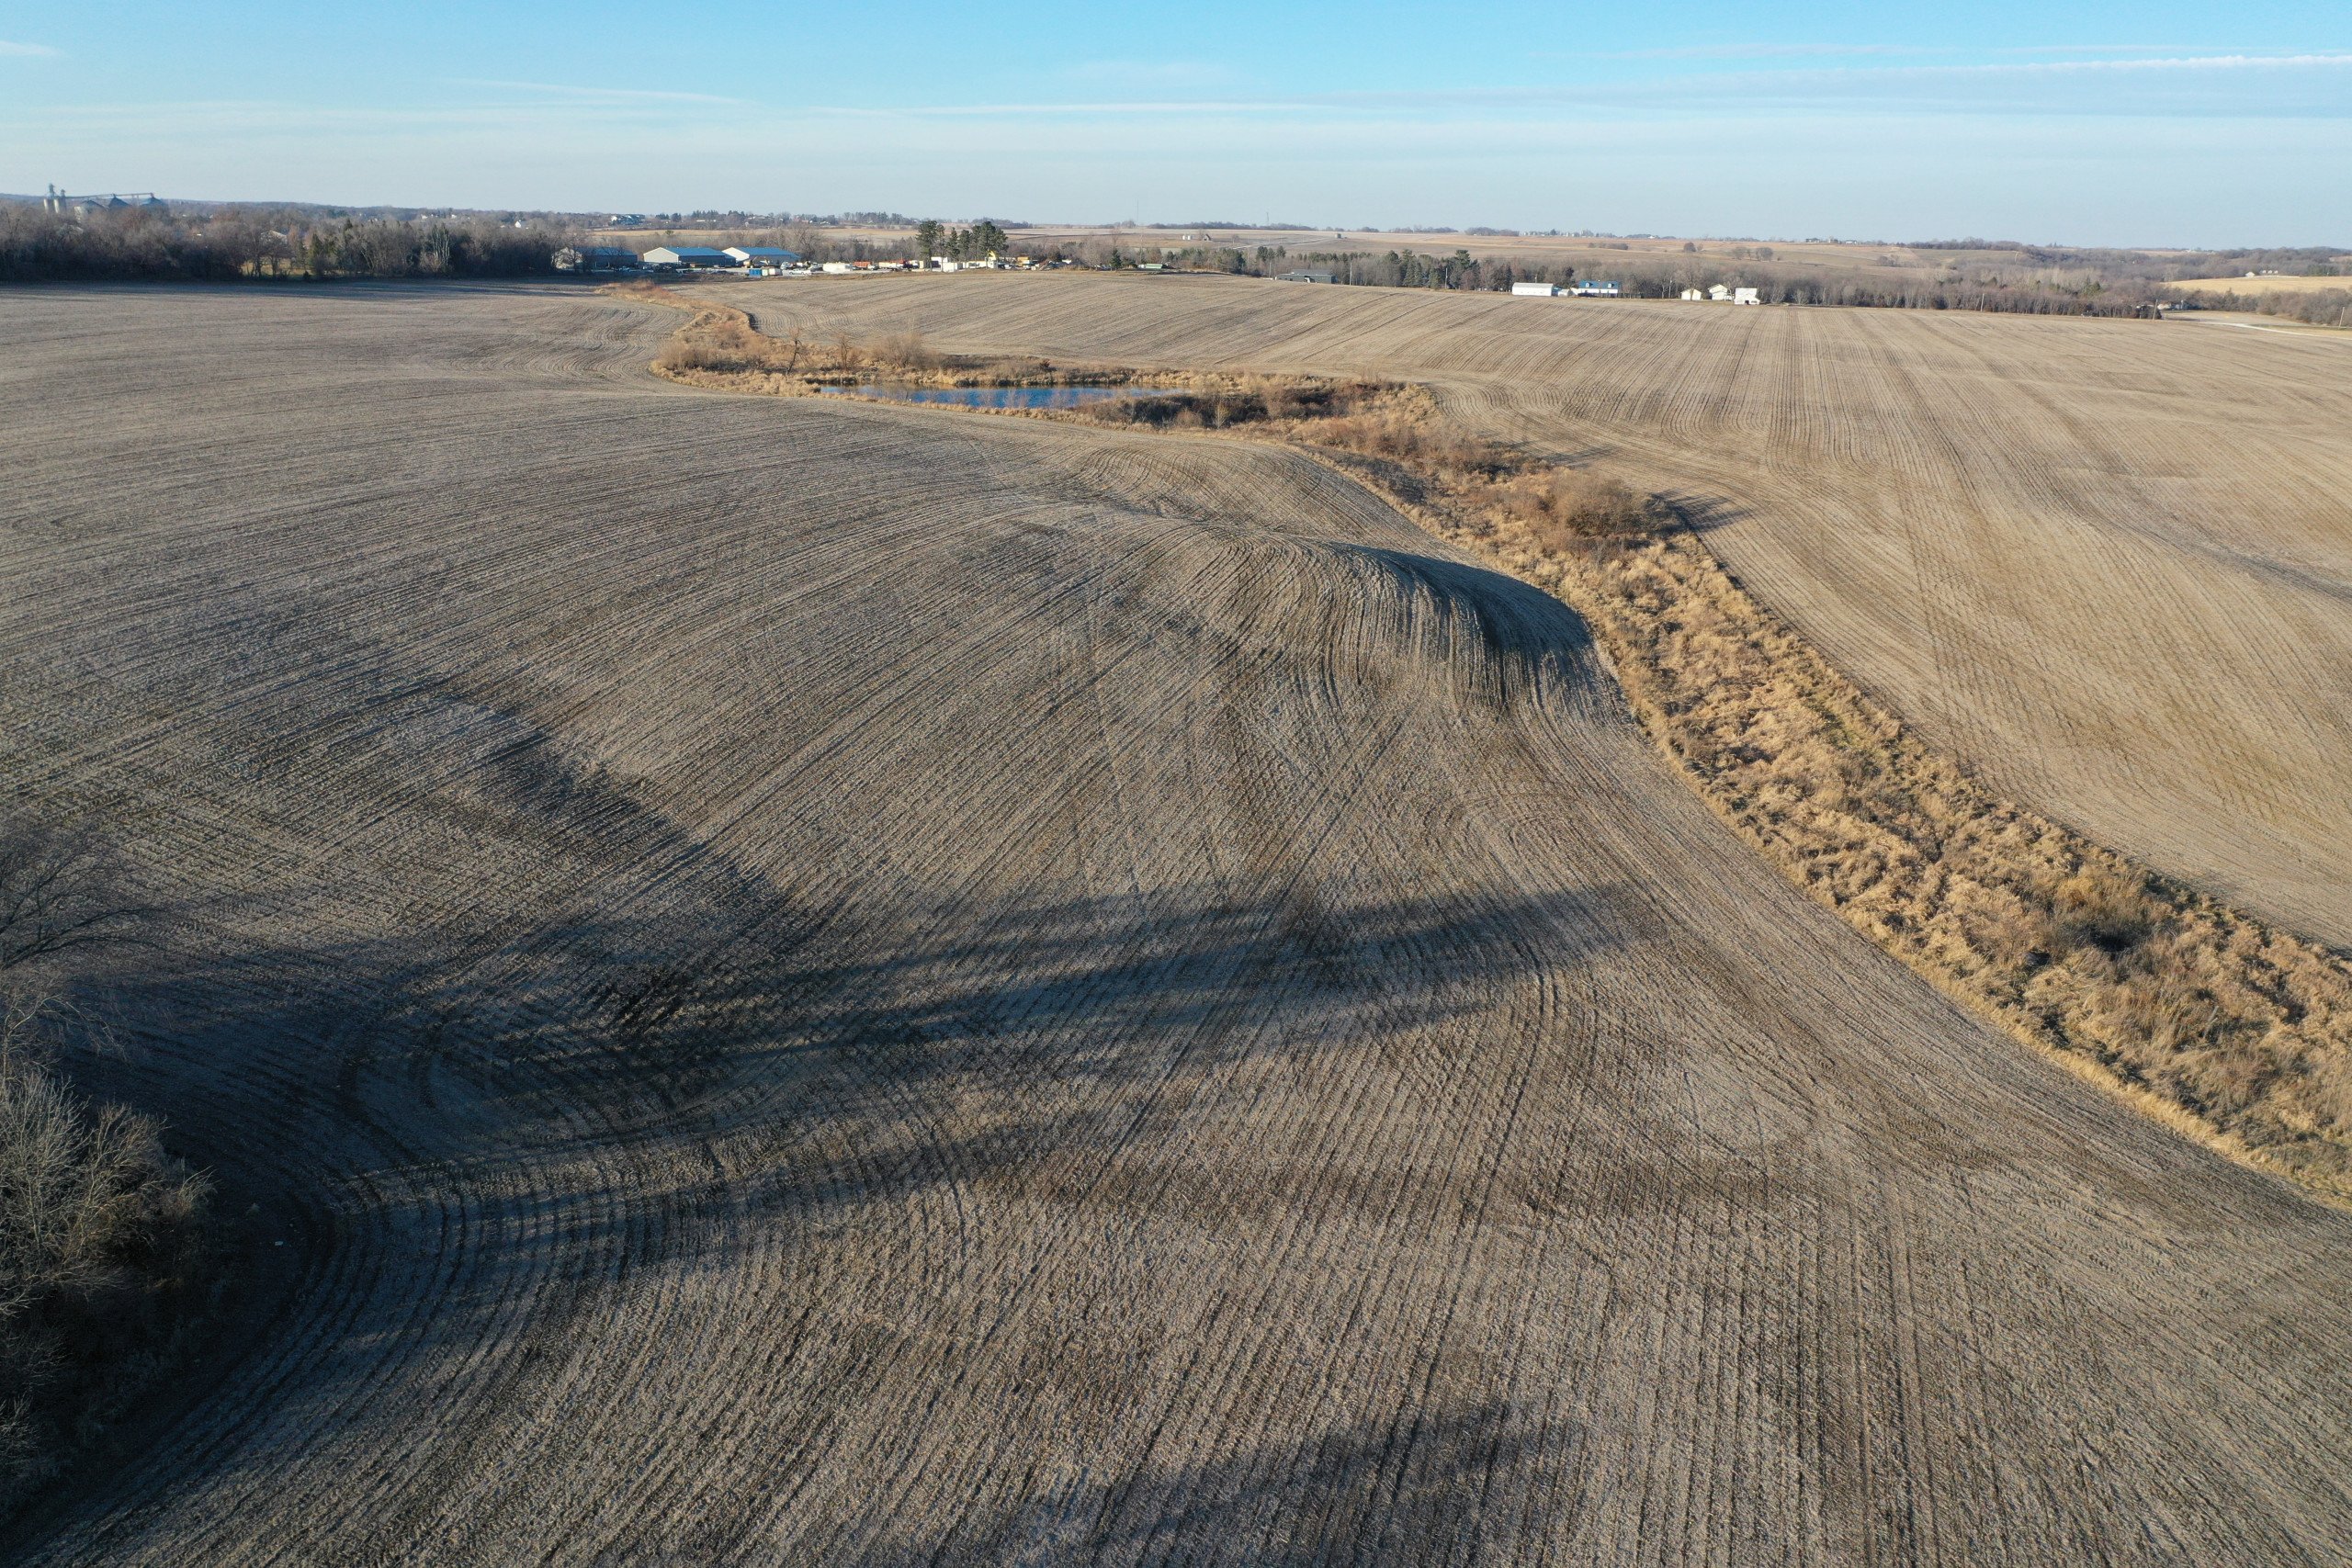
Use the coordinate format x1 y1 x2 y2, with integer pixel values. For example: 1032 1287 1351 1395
6 1 2347 245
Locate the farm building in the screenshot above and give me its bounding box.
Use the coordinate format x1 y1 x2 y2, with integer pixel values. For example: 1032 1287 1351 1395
1569 280 1622 298
1680 288 1705 301
724 246 802 266
1708 284 1733 302
552 246 639 274
43 186 168 217
1277 270 1335 284
642 246 732 270
1735 287 1761 305
1510 282 1561 298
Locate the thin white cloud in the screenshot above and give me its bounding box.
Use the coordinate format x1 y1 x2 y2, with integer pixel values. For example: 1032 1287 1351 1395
825 99 1290 118
1946 51 2352 73
1985 44 2300 56
842 49 2352 121
0 39 60 57
1061 60 1236 87
444 78 742 105
1581 44 1933 61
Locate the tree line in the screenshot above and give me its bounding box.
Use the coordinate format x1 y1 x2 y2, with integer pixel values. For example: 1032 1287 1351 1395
912 220 1012 261
2188 287 2352 330
1109 242 2180 317
13 199 2336 324
0 203 576 283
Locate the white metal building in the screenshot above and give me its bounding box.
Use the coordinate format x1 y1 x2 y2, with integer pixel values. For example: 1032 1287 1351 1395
642 246 732 270
724 246 802 265
1510 282 1560 297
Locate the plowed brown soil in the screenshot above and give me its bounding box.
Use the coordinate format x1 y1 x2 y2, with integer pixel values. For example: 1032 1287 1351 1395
5 283 2350 1565
723 274 2352 952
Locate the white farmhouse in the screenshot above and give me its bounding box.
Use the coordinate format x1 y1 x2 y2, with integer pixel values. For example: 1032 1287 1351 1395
1708 284 1733 302
1734 287 1761 305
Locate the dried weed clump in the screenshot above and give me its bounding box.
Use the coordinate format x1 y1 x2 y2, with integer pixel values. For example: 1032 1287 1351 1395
1082 378 1520 480
1500 468 1672 547
614 283 1099 392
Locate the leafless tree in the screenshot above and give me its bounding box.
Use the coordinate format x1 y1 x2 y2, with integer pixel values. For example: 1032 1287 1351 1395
0 824 148 975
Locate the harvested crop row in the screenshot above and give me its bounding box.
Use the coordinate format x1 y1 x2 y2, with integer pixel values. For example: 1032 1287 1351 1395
729 273 2352 951
6 284 2351 1564
1368 460 2352 1198
639 294 2352 1199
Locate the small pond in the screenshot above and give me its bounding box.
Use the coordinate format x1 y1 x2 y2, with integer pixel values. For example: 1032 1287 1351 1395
816 384 1182 410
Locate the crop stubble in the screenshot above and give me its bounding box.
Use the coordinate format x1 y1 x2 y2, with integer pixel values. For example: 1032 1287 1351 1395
733 273 2352 952
3 284 2349 1564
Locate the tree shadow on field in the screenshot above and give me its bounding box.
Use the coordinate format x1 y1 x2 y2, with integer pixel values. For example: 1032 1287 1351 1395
5 504 1636 1555
1661 490 1755 537
17 771 1634 1558
692 1397 1560 1568
1053 1397 1555 1568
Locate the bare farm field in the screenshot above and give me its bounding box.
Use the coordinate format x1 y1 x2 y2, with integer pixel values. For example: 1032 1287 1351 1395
6 282 2352 1563
716 272 2352 952
2175 273 2352 297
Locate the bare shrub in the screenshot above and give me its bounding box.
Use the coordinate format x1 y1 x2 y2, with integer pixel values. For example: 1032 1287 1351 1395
1502 469 1670 546
1083 390 1273 431
0 995 211 1506
0 822 211 1510
871 331 940 375
652 313 777 376
1308 410 1511 476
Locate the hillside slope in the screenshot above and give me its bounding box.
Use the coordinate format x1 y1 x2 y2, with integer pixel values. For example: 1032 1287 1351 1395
3 285 2349 1564
731 274 2352 951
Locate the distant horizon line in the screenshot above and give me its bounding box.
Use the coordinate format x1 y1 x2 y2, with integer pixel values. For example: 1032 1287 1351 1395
8 193 2345 254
